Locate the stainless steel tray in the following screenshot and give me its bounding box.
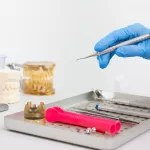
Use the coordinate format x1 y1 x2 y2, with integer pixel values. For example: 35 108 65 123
4 90 150 150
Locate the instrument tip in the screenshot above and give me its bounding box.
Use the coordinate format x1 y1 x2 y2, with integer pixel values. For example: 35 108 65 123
76 58 83 61
76 54 96 61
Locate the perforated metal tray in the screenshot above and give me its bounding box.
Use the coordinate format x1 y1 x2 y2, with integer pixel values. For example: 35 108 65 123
4 90 150 150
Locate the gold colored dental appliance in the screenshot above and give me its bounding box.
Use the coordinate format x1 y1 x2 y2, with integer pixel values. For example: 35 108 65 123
24 102 46 119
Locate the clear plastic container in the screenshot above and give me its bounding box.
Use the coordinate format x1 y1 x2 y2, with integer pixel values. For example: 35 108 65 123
23 61 56 95
0 55 7 69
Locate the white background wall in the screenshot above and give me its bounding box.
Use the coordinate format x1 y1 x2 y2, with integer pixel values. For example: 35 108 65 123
0 0 150 97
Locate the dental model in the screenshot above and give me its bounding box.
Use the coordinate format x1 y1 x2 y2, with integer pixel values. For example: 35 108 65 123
0 70 20 103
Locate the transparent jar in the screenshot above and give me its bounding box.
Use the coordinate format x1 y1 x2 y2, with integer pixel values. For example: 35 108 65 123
23 61 56 95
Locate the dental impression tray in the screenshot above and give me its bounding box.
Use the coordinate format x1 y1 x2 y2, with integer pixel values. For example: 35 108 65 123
4 90 150 150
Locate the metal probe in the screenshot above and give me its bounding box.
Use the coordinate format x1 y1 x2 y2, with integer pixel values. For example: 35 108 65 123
76 33 150 61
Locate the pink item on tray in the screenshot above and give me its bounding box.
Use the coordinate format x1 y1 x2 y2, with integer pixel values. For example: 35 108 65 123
45 106 121 134
52 106 121 133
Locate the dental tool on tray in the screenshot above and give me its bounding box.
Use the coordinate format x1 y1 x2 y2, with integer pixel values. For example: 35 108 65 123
93 89 150 109
95 104 150 118
76 33 150 61
70 107 139 124
93 90 150 118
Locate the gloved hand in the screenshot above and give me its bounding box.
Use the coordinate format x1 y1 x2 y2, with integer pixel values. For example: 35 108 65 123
94 23 150 69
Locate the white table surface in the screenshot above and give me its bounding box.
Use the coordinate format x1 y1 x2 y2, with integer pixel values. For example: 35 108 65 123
1 92 150 150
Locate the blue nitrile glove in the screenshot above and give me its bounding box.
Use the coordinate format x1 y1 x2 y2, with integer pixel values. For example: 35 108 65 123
94 23 150 69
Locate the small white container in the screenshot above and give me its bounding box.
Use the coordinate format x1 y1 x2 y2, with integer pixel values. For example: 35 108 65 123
0 55 7 69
